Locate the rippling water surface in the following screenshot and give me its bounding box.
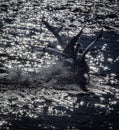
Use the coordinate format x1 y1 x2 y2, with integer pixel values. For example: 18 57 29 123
0 0 119 130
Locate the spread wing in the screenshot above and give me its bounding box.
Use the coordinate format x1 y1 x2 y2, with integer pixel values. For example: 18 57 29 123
63 26 85 58
79 29 103 63
42 20 65 48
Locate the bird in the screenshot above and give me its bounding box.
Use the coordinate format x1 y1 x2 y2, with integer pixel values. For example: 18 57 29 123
42 20 103 91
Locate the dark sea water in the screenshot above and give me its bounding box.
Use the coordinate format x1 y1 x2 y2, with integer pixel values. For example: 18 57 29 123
0 0 119 130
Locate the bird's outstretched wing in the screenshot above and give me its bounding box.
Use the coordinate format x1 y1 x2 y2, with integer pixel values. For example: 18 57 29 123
42 20 65 47
79 29 103 63
63 26 85 58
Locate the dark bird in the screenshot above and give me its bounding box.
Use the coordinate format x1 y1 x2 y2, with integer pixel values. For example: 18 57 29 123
42 20 103 91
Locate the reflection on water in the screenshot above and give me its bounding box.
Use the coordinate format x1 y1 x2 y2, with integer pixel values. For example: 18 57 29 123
0 0 119 129
0 0 118 75
0 86 119 130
